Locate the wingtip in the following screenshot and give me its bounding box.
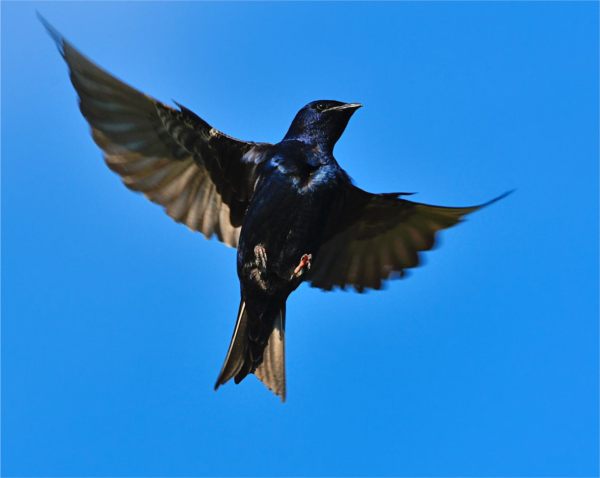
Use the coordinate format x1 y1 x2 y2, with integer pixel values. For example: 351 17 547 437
481 189 515 208
37 12 66 57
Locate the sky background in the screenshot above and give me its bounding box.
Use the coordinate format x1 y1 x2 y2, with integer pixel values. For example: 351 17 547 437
2 2 598 476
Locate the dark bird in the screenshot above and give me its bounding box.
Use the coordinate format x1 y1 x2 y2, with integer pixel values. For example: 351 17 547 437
41 16 509 401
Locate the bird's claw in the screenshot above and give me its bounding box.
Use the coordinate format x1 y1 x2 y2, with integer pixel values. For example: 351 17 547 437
254 244 267 270
292 253 312 279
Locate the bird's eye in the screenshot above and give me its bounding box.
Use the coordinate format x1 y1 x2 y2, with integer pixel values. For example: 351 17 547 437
315 103 327 112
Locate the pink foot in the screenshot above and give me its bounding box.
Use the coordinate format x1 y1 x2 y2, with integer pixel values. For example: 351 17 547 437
292 253 312 278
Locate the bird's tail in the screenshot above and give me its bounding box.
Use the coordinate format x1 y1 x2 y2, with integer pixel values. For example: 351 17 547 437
214 300 287 401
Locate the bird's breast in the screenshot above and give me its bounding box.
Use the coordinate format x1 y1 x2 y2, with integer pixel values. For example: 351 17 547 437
237 164 341 295
266 150 340 193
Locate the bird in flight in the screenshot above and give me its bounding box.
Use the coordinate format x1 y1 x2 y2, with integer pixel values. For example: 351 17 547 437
41 16 509 401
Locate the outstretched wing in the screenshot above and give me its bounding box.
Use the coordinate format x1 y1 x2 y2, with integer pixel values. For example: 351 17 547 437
308 186 509 292
42 16 271 248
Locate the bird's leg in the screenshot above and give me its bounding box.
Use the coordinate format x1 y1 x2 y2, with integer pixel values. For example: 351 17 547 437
249 244 269 290
291 253 312 279
254 244 268 271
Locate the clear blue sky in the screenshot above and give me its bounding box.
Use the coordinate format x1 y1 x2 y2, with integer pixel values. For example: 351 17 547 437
2 2 598 476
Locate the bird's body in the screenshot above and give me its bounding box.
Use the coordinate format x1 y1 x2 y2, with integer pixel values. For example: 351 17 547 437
231 141 348 388
42 16 509 401
239 140 345 291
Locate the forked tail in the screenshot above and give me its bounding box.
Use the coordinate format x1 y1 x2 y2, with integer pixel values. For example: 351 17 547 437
214 301 287 401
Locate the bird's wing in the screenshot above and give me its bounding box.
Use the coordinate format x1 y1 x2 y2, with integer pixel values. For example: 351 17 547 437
42 17 271 248
308 185 509 292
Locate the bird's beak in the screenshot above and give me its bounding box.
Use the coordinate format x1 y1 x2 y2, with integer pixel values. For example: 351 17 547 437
326 103 363 113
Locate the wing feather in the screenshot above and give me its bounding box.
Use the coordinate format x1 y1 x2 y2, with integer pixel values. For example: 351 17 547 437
42 16 271 248
309 186 510 292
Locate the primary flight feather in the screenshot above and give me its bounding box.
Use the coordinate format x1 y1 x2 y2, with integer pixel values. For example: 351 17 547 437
41 16 509 401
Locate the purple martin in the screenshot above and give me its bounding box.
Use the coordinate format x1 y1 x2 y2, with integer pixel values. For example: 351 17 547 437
42 17 509 401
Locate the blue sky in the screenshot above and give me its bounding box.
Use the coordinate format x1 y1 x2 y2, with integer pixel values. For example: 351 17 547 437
2 2 598 476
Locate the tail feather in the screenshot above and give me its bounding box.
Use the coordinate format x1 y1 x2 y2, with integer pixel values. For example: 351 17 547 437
214 301 248 389
255 305 286 401
214 300 287 401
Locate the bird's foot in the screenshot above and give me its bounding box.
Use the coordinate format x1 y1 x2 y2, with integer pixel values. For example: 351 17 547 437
254 244 267 270
292 253 312 279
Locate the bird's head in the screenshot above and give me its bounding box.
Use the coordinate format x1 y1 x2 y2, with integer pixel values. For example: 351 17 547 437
284 100 362 150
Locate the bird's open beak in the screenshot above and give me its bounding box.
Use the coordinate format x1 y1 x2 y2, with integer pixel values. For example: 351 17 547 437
326 103 363 112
